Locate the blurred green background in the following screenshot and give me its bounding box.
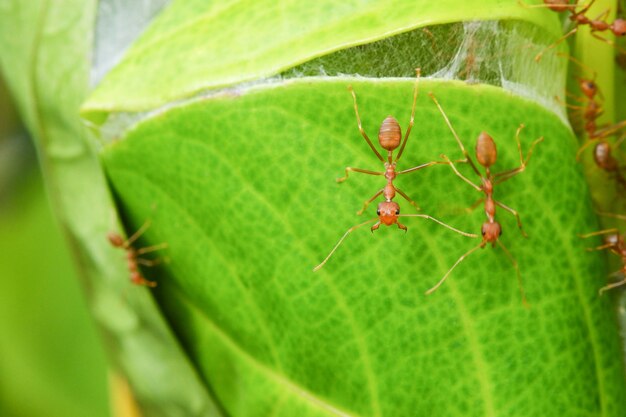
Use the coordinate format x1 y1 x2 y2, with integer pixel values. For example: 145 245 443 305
0 71 109 417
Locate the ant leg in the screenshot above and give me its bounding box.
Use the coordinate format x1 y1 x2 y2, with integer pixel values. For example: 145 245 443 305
313 217 379 271
125 219 152 247
357 189 384 215
584 242 616 252
396 68 421 162
134 273 158 287
396 160 445 175
494 128 544 183
614 131 626 149
593 120 626 140
394 187 421 211
592 8 610 21
594 211 626 220
599 273 626 294
440 154 483 191
425 243 483 295
535 27 578 62
429 93 482 176
137 257 164 267
336 167 383 183
578 228 620 238
495 200 528 238
136 242 168 256
570 0 595 17
399 214 479 237
516 0 579 10
555 94 586 110
348 86 384 162
576 139 595 160
497 240 528 307
556 52 598 78
590 32 626 55
465 197 485 213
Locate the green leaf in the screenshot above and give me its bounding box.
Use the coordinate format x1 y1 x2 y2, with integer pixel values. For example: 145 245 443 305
82 0 562 116
102 78 626 416
0 1 222 415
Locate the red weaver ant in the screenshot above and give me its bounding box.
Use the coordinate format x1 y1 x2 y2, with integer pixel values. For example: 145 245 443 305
313 69 476 271
427 93 543 305
580 212 626 293
557 66 626 183
108 219 168 287
523 0 626 61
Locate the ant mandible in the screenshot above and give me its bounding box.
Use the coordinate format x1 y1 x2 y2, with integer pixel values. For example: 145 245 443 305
426 93 543 305
313 69 476 271
524 0 626 61
108 219 168 287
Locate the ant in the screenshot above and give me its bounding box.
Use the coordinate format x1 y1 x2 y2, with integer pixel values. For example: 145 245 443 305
556 68 626 162
426 93 543 305
580 212 626 293
108 219 168 287
313 69 476 271
523 0 626 61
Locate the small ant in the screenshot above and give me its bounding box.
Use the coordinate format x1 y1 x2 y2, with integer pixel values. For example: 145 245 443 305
108 219 168 287
427 93 543 305
524 0 626 61
580 212 626 293
313 69 476 271
556 70 626 161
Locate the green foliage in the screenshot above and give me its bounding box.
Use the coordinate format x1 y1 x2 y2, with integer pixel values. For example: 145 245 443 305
0 169 109 417
2 0 626 416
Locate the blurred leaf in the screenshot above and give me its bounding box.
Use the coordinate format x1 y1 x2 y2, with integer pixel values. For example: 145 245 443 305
82 0 562 116
103 78 626 416
0 1 222 416
0 169 109 417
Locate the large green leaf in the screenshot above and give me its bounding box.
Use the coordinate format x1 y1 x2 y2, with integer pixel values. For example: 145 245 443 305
103 78 626 416
81 0 562 116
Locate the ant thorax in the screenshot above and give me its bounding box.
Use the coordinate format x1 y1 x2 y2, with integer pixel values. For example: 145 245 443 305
384 163 397 181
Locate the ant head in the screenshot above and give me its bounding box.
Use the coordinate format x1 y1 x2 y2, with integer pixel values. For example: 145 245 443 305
378 116 402 151
613 18 626 37
475 131 497 168
579 79 597 99
481 221 502 243
376 201 400 226
107 232 125 248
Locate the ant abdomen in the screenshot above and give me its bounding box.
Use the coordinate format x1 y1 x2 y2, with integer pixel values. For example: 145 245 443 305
593 141 618 171
476 132 497 167
378 116 402 151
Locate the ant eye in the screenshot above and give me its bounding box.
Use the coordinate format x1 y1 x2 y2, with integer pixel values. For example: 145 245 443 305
481 230 486 236
376 209 380 216
395 210 400 215
499 229 503 236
